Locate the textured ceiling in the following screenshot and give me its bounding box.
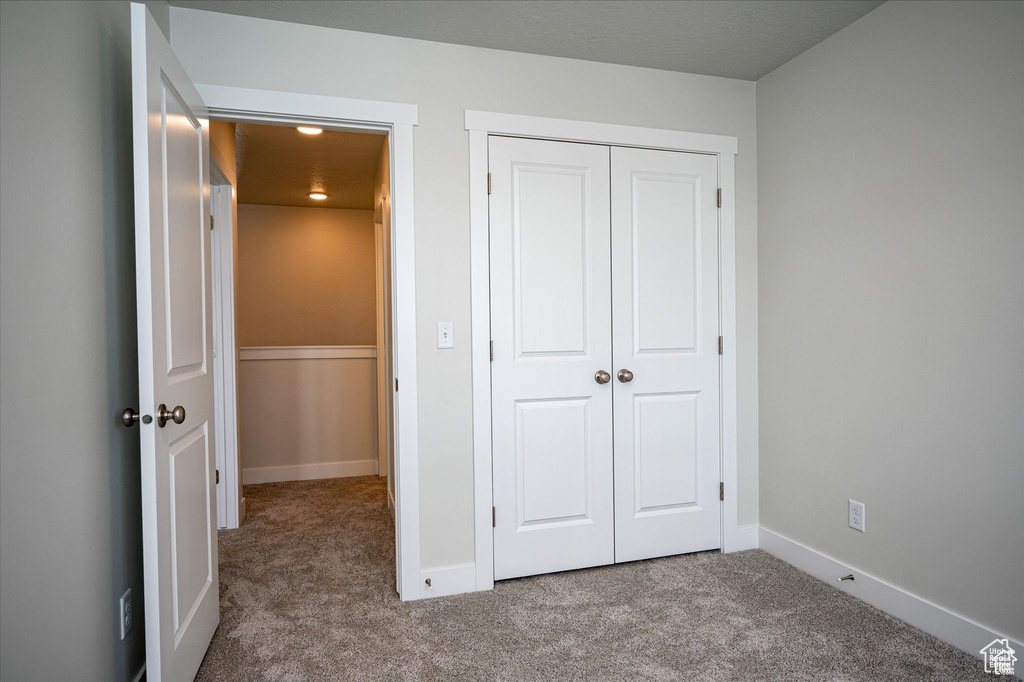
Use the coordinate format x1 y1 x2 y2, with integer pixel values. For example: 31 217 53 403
235 123 385 210
169 0 885 80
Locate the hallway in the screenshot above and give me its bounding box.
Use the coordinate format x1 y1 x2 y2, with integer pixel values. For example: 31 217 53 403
197 477 986 681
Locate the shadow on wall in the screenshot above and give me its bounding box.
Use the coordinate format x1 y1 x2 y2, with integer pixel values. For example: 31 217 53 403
99 21 146 681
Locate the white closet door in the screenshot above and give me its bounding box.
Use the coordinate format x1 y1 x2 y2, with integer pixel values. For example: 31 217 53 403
490 136 614 580
611 147 722 563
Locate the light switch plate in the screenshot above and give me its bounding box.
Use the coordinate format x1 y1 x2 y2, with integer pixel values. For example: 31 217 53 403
437 322 454 349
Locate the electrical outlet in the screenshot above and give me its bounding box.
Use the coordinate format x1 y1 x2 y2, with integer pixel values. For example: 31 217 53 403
849 499 866 533
120 588 132 640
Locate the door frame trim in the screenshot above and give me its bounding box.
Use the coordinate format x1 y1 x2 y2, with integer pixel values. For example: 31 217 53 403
466 110 739 592
210 166 242 531
199 84 422 601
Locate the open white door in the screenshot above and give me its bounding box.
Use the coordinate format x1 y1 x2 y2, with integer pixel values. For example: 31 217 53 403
131 4 218 680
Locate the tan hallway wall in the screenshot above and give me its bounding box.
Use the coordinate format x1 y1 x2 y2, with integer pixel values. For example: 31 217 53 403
236 204 380 479
236 204 376 347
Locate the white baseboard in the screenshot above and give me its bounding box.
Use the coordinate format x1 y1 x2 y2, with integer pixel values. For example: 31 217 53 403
242 459 378 485
387 486 396 519
420 563 476 599
759 526 1022 661
735 524 759 551
131 663 146 682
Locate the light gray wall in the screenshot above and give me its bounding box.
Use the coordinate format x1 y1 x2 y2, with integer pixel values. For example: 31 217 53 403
757 0 1023 643
169 8 759 569
0 1 167 679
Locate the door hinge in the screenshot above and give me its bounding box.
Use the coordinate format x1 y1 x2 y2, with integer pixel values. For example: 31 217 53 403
720 482 724 501
492 507 496 528
216 469 220 485
717 188 722 208
487 172 492 195
395 378 399 392
489 340 494 361
209 214 214 231
718 336 724 355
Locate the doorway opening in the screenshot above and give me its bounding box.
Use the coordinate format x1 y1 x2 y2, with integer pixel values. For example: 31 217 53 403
209 119 398 589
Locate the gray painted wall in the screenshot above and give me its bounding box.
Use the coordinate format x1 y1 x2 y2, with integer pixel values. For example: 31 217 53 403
0 2 168 679
757 0 1023 643
169 8 760 570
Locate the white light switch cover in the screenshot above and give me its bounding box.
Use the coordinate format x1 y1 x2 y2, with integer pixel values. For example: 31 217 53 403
437 322 454 349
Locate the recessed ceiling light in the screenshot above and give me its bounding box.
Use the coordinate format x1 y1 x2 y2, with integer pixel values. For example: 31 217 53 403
297 126 323 135
309 192 328 200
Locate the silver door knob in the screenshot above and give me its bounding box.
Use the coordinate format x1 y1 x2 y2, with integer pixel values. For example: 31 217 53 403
594 370 611 384
617 369 634 383
156 404 186 427
121 408 152 427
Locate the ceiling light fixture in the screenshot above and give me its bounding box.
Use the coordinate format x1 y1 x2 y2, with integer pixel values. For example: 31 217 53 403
309 192 328 200
297 126 323 135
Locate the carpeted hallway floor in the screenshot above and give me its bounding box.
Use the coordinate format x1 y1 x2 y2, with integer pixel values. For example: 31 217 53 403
196 477 991 681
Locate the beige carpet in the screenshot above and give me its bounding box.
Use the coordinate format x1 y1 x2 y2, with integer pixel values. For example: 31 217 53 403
196 477 991 681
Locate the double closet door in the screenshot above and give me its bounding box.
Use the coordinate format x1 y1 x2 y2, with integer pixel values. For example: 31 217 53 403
489 136 722 581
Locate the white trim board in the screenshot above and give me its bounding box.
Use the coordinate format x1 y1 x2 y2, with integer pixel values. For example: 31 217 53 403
759 527 1023 661
242 459 378 485
420 563 476 599
211 177 241 531
735 524 759 552
466 110 740 594
199 85 421 601
464 110 737 155
239 346 377 361
197 85 418 128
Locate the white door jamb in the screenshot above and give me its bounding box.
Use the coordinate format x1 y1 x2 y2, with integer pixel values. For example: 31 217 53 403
210 163 242 530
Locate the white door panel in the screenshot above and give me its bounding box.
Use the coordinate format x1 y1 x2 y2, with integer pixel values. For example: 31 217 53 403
611 147 721 563
490 136 614 580
131 3 218 679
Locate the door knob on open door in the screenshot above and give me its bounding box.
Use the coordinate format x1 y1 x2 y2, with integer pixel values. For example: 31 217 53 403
121 408 152 427
156 404 186 427
617 369 634 383
594 370 612 384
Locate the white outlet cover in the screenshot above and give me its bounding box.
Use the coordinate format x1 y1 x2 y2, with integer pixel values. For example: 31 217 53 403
120 588 132 640
849 499 866 533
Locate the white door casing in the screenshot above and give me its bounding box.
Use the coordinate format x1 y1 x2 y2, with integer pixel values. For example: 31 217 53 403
610 147 722 562
489 136 615 580
467 110 739 590
131 4 219 679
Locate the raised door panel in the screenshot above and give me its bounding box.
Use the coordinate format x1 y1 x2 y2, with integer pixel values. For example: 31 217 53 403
632 172 698 354
515 167 589 356
634 392 698 513
168 424 213 641
162 84 207 378
517 398 590 525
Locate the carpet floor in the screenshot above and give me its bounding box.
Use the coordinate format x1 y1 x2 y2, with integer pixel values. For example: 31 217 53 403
196 477 991 681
